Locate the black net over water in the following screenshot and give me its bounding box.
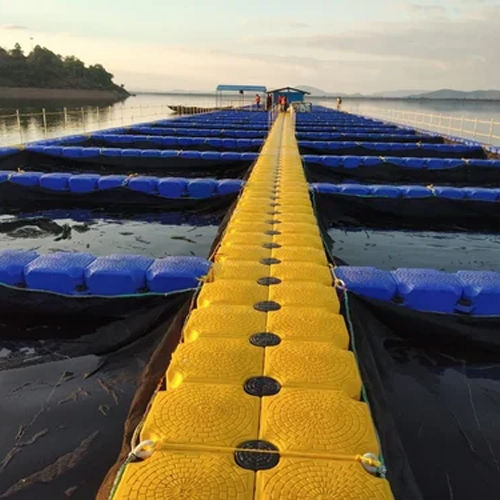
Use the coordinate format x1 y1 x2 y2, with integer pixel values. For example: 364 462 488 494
0 210 221 259
0 187 232 499
345 294 500 500
314 192 500 271
0 150 252 178
0 289 192 500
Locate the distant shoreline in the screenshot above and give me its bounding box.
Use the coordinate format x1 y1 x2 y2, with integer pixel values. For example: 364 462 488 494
0 87 129 101
133 91 500 102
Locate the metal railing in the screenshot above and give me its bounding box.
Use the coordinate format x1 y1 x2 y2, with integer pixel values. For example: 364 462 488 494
0 101 252 146
0 104 179 145
344 106 500 145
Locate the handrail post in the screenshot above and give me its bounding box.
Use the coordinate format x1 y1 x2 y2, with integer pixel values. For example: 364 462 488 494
81 107 85 131
63 107 68 128
488 119 494 142
42 108 47 136
16 109 22 143
96 106 100 125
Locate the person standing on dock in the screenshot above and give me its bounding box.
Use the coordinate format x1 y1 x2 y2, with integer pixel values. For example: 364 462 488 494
337 96 342 110
255 94 261 110
266 93 272 111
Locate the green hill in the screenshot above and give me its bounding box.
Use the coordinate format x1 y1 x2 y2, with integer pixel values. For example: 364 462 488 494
0 43 128 94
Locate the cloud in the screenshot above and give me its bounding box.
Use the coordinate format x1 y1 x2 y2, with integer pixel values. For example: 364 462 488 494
288 22 310 29
0 24 28 31
0 2 498 94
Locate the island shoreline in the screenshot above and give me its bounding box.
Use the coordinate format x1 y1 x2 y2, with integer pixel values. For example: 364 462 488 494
0 87 129 101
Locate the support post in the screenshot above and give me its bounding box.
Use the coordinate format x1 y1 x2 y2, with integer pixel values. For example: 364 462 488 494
42 108 47 136
16 109 22 143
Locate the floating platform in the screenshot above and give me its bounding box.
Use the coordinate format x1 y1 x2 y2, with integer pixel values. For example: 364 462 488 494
1 106 500 500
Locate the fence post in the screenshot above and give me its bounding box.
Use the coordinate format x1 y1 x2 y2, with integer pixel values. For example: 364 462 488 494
16 109 22 143
63 107 68 129
41 108 47 136
488 119 494 142
96 106 100 125
81 107 85 131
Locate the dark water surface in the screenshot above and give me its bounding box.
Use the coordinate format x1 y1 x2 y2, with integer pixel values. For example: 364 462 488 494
328 226 500 272
0 210 219 258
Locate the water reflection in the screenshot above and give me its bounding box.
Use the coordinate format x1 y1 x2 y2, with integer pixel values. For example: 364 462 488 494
0 94 215 146
2 93 500 146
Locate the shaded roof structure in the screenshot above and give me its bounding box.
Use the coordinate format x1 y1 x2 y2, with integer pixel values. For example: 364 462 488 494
216 84 267 92
268 86 311 95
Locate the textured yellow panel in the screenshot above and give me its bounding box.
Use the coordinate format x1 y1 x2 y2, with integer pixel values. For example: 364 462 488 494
267 307 347 345
256 458 393 500
218 234 272 248
265 340 361 398
141 383 259 446
232 213 315 225
273 233 323 249
271 213 316 223
227 222 277 234
272 246 328 265
210 261 269 281
260 388 379 454
269 281 339 308
238 202 312 214
183 305 267 342
215 245 270 263
167 338 263 387
272 222 321 236
114 450 254 500
269 262 332 284
197 280 268 307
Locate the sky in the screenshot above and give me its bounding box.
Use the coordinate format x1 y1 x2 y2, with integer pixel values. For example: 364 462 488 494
0 0 499 93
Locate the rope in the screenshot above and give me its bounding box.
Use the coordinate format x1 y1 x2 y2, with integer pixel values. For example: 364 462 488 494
342 292 386 474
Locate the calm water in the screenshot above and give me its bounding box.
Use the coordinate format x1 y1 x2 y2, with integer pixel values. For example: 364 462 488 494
329 227 500 272
0 210 219 258
1 93 500 146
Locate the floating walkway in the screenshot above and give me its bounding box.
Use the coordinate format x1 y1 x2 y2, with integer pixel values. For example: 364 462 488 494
112 113 392 499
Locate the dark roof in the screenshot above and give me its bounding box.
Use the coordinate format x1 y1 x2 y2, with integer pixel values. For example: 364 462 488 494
216 84 267 92
268 86 311 95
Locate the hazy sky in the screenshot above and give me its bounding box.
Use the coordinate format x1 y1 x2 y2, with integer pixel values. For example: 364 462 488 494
0 0 499 93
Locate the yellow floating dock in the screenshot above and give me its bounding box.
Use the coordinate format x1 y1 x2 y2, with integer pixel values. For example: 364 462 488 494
112 113 393 499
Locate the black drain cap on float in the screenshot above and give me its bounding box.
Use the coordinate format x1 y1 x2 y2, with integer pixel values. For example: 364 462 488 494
234 440 280 470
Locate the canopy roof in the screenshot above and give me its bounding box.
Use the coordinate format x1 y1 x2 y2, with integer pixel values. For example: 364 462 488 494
268 86 311 95
216 84 267 92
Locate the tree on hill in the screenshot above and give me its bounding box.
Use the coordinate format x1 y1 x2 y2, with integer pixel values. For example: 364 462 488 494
0 43 127 93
